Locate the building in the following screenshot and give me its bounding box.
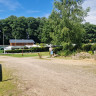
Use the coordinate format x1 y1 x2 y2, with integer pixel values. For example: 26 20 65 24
10 39 35 46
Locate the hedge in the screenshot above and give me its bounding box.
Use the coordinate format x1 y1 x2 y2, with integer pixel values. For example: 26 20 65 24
5 47 49 53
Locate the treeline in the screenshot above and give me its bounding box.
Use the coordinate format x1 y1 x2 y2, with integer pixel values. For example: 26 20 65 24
0 0 96 46
0 16 47 45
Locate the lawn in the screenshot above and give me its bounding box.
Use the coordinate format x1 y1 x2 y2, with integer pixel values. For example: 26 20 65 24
0 50 3 53
0 52 49 57
0 66 20 96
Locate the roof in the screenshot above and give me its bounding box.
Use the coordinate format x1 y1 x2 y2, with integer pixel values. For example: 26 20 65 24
10 39 35 43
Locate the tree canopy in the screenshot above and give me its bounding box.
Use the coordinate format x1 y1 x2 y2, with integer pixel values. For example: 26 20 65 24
0 0 94 46
47 0 90 46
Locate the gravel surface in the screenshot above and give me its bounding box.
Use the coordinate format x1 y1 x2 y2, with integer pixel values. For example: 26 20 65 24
0 56 96 96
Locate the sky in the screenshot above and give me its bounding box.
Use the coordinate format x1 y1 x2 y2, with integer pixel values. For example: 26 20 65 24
0 0 96 25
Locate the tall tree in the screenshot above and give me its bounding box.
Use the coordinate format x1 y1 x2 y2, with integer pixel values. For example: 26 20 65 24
49 0 90 46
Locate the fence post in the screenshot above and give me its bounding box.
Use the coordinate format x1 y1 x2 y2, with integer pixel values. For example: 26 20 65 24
38 52 42 59
0 64 2 81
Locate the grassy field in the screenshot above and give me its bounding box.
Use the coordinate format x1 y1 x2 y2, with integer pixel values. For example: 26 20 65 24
0 52 49 57
0 66 20 96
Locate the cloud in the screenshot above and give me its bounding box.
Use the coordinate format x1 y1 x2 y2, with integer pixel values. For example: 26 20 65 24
27 10 40 13
82 0 96 24
84 11 96 25
0 0 22 10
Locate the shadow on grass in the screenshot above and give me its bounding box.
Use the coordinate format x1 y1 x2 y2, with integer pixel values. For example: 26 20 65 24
0 78 13 82
2 78 13 82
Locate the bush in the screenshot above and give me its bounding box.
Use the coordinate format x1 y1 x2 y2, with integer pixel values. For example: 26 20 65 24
53 46 63 54
53 43 74 56
39 43 46 47
5 47 49 53
62 42 73 51
91 44 96 51
82 44 92 51
57 50 72 56
88 51 93 55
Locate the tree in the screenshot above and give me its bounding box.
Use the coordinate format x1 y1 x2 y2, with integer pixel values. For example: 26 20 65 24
49 0 90 46
39 18 52 43
11 16 27 39
83 22 96 43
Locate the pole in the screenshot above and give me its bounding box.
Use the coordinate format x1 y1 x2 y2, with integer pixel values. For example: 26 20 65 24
3 31 4 47
22 48 23 56
0 64 2 82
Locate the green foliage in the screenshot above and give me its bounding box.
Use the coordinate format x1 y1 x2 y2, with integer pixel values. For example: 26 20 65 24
0 50 3 53
57 50 72 56
0 67 20 96
48 0 89 45
39 43 46 47
5 47 49 53
53 46 63 54
0 16 47 45
61 42 73 51
41 19 52 43
91 44 96 51
82 44 92 51
83 23 96 43
88 51 93 55
1 52 49 57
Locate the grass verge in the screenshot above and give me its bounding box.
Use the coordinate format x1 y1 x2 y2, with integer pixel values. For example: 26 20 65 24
0 52 49 57
0 66 20 96
0 50 3 53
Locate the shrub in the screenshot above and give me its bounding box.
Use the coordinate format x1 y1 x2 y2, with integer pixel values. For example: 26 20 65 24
53 46 63 54
39 43 46 47
88 51 93 55
57 50 72 56
82 44 91 51
61 42 73 51
91 44 96 51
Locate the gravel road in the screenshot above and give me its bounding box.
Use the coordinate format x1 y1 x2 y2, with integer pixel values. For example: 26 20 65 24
0 56 96 96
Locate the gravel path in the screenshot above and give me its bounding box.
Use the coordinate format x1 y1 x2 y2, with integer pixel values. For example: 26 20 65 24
0 56 96 96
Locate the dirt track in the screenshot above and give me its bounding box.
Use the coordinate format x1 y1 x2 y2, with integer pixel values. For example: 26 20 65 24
0 56 96 96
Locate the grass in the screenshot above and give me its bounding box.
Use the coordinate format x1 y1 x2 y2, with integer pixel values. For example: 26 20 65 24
0 50 3 53
0 66 20 96
0 52 49 57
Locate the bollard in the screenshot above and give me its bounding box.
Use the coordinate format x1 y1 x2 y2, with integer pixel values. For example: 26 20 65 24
0 64 2 81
